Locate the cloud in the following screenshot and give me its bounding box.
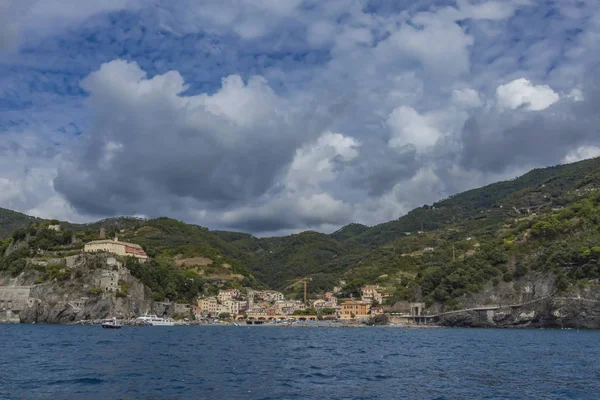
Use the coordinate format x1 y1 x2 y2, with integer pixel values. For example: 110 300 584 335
452 88 483 109
219 131 361 233
0 0 140 53
2 0 600 236
53 60 330 219
387 107 442 150
563 146 600 164
496 78 560 111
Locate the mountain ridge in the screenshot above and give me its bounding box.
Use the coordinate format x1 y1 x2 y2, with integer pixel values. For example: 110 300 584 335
2 157 600 303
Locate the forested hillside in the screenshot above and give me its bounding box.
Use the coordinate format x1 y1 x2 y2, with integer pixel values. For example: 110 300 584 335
0 208 38 238
2 157 600 306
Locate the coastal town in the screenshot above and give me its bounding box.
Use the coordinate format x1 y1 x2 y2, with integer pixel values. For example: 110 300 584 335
0 229 427 326
191 284 426 325
78 233 426 325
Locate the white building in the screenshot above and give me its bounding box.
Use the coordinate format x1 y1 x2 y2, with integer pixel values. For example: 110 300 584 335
217 289 240 303
84 238 148 262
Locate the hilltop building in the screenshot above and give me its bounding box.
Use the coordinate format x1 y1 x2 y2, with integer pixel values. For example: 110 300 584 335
361 285 390 304
83 237 148 262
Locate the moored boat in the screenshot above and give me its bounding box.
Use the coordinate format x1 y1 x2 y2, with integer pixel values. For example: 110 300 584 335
135 313 175 326
102 317 122 329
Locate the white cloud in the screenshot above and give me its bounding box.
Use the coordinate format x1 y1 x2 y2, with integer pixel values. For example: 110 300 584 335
387 107 442 150
452 88 483 109
562 146 600 164
458 0 530 21
496 78 560 111
381 18 474 79
288 132 360 190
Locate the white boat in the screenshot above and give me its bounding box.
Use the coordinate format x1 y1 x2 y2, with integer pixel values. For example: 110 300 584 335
102 317 122 329
135 313 175 326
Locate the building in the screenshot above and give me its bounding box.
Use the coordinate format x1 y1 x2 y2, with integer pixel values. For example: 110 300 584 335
174 303 191 315
217 289 240 303
370 306 384 315
197 297 219 316
222 299 243 316
84 238 148 262
47 224 61 231
274 300 299 315
312 299 327 311
255 290 284 302
340 300 371 320
326 297 338 307
100 271 119 293
192 306 203 320
361 285 390 304
361 285 380 299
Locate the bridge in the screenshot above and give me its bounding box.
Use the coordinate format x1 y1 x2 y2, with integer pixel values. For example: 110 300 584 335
389 295 557 325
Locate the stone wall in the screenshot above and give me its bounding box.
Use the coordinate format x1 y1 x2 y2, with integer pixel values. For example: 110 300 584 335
0 286 32 311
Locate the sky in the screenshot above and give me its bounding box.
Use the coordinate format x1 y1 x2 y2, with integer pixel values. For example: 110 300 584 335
1 0 600 236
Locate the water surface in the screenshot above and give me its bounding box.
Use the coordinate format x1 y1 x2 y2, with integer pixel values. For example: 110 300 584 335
0 325 598 399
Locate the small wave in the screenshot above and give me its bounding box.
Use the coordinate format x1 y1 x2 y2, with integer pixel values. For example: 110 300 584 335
48 377 105 386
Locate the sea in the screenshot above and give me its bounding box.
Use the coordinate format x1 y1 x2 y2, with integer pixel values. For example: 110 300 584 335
0 325 599 400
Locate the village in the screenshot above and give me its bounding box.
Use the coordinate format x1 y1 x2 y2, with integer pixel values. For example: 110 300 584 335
189 283 426 325
83 234 428 325
0 228 427 326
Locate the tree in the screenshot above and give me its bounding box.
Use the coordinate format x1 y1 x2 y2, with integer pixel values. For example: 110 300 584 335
218 312 231 319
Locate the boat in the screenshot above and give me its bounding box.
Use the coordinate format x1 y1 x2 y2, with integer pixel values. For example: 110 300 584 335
135 313 175 326
102 317 122 329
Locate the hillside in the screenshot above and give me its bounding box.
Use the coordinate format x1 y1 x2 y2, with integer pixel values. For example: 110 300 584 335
2 157 600 312
352 157 600 247
0 208 38 238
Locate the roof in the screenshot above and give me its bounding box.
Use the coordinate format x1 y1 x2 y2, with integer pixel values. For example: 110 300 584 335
85 239 143 250
342 299 372 305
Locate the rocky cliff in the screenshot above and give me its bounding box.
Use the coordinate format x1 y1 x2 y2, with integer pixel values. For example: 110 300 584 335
436 297 600 329
0 253 175 324
432 271 600 329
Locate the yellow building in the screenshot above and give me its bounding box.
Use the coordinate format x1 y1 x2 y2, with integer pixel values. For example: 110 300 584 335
83 238 148 262
340 300 371 319
197 297 219 315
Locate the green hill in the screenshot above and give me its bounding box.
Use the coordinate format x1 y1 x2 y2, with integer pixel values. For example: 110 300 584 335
0 208 38 238
352 157 600 247
3 157 600 306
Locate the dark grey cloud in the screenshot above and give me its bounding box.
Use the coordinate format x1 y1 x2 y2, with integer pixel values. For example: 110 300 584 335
53 61 332 218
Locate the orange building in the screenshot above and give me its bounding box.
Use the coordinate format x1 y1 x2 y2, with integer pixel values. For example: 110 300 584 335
340 300 371 319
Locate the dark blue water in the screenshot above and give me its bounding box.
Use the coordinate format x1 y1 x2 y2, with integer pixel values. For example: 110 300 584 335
0 325 599 399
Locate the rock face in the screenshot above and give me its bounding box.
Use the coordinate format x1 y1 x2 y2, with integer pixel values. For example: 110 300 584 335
437 298 600 329
428 270 600 329
0 253 174 324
